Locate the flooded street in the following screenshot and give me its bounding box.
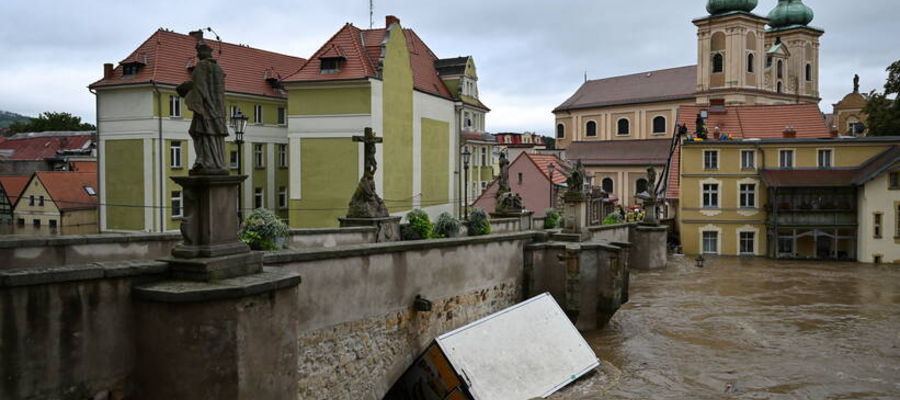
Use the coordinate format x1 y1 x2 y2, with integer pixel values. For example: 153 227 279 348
557 256 900 399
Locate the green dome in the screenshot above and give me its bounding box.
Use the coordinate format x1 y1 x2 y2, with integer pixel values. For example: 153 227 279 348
768 0 814 28
706 0 758 15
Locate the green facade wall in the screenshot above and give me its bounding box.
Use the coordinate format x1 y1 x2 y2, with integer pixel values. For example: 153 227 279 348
290 138 358 228
381 24 415 213
421 118 450 208
288 87 371 116
252 142 268 210
164 139 189 231
105 140 144 230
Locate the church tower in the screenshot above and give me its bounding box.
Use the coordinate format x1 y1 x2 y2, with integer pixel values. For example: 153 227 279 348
762 0 823 103
693 0 823 106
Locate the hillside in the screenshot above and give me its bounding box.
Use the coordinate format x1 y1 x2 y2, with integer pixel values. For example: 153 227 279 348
0 110 32 130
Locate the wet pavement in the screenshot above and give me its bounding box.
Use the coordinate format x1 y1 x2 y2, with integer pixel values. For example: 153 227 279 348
554 256 900 399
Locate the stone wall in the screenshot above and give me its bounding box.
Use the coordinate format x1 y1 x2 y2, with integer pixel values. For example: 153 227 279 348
588 223 633 243
288 226 376 248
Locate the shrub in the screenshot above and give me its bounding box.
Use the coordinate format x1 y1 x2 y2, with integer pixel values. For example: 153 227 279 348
466 207 492 236
543 209 561 229
401 209 433 240
239 208 289 250
603 212 624 226
433 212 461 238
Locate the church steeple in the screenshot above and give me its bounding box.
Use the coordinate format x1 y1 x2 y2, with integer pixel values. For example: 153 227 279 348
767 0 814 30
706 0 758 15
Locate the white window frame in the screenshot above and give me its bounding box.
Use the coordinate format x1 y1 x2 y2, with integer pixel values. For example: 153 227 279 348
779 149 795 168
651 115 667 135
169 95 181 118
230 105 240 118
702 183 720 208
278 144 288 168
170 141 182 168
740 150 756 170
701 230 720 255
817 148 833 168
254 104 263 124
277 107 286 125
738 229 756 256
278 186 287 210
171 190 183 218
739 183 756 208
254 143 265 169
703 149 719 170
254 187 264 210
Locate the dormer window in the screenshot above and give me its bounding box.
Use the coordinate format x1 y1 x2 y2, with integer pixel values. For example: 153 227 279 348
320 57 344 74
122 62 144 76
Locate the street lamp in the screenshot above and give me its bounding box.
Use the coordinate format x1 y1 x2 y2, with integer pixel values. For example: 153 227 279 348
230 111 248 220
461 147 472 220
548 162 555 210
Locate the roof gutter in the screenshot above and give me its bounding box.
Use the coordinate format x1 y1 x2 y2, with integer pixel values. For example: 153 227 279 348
88 86 101 230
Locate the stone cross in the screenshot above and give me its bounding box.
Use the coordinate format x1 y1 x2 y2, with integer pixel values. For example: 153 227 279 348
352 127 383 180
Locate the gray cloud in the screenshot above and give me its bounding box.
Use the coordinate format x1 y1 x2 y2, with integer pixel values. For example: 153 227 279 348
1 0 897 136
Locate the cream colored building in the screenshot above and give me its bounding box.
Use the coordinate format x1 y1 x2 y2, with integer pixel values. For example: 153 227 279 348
13 171 99 235
855 148 900 263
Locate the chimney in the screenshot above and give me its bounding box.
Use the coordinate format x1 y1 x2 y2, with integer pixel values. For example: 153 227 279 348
782 126 796 138
188 30 204 41
385 15 400 28
103 63 114 79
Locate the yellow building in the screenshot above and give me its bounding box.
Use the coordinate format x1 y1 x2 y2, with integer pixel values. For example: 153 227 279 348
831 86 868 136
13 171 99 235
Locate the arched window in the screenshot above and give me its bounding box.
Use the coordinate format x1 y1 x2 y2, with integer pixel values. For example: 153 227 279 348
586 121 597 137
617 118 630 135
805 63 812 81
652 116 666 134
556 123 565 139
777 60 783 79
747 53 755 73
602 177 614 194
712 53 724 73
635 178 648 195
777 81 783 93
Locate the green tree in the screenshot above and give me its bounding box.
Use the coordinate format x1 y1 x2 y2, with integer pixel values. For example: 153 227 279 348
863 61 900 136
8 112 95 134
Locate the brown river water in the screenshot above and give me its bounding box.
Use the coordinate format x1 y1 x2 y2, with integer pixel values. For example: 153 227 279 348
554 256 900 400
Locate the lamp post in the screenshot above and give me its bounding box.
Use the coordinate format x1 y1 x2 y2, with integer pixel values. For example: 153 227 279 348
548 162 555 210
461 147 472 220
230 111 248 220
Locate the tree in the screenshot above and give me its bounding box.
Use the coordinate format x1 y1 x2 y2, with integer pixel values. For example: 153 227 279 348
863 60 900 136
7 112 95 134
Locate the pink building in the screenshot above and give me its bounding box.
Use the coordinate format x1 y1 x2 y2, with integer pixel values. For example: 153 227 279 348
473 153 568 216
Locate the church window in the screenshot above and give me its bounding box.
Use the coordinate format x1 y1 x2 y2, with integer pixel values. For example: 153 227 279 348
777 60 784 79
585 121 597 137
617 118 630 135
602 178 614 194
652 116 666 134
556 124 565 139
635 178 648 195
805 64 812 81
766 56 773 69
777 81 783 93
747 53 755 73
712 53 724 73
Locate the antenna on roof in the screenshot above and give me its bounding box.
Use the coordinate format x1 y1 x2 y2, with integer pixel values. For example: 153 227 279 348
369 0 374 29
584 70 588 82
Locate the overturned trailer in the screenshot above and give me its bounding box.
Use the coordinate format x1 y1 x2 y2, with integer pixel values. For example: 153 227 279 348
386 293 600 400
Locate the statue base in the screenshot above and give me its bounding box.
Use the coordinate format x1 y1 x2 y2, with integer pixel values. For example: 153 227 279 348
171 174 249 259
339 216 401 242
160 252 263 282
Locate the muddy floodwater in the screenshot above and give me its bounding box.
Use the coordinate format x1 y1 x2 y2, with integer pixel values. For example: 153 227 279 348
554 256 900 399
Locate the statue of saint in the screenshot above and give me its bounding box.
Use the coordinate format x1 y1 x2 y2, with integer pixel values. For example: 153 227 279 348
646 166 657 201
177 34 228 173
497 151 511 194
853 74 860 93
567 160 586 194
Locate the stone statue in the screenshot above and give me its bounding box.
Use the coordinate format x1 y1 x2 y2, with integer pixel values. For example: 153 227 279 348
497 151 510 195
567 160 586 194
347 127 389 218
497 192 523 214
176 33 228 173
853 74 860 93
642 166 660 226
646 166 657 200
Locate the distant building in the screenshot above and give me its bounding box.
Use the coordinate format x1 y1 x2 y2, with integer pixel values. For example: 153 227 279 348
565 139 670 208
0 131 95 175
0 176 29 224
461 132 497 208
473 152 569 216
12 171 99 235
493 132 548 162
830 86 868 136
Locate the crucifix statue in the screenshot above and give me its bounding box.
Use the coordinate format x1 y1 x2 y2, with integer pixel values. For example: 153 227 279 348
347 127 389 218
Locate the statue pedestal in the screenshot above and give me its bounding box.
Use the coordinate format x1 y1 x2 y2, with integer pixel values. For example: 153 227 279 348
171 174 249 258
339 216 401 242
559 193 590 241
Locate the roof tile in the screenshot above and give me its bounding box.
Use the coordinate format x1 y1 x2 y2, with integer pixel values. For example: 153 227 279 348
33 172 98 211
555 66 697 112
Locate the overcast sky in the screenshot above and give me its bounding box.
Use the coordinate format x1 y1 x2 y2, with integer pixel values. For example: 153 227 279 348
1 0 897 135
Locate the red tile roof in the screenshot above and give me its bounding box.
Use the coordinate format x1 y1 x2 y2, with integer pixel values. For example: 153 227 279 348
760 169 859 187
665 140 682 200
676 104 831 139
90 29 306 98
0 176 29 205
524 153 570 184
0 133 92 160
283 23 453 100
69 161 97 172
33 171 98 211
566 139 671 166
555 66 697 112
